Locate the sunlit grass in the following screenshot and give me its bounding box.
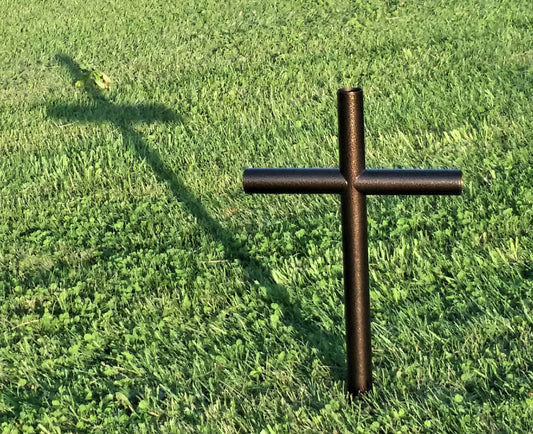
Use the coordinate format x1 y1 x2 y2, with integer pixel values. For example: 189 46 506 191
1 0 532 431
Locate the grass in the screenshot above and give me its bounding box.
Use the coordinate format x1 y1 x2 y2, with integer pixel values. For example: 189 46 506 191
0 0 532 431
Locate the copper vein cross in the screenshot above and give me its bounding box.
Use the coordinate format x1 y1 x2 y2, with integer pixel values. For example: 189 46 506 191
243 87 463 395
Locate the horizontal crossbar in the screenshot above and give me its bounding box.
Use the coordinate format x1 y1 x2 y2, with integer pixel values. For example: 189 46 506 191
243 168 462 195
356 169 463 195
243 168 347 193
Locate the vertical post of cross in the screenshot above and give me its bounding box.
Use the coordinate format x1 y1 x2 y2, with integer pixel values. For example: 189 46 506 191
338 88 372 394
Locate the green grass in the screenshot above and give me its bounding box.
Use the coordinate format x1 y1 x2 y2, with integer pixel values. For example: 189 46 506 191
1 0 532 431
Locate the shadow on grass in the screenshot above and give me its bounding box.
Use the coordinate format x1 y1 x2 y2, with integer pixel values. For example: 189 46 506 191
43 54 345 398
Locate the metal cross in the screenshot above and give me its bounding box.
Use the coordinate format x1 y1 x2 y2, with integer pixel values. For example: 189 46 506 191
243 87 463 395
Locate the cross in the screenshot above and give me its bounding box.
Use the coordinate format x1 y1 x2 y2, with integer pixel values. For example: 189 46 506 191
243 87 463 395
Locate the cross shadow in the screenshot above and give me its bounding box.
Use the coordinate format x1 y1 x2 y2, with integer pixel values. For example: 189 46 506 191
47 54 346 389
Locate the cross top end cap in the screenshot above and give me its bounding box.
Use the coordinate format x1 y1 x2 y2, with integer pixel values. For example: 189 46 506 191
338 87 363 95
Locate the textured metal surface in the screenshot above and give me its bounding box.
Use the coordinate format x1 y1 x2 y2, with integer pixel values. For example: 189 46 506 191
355 169 462 195
244 168 346 194
243 87 463 395
337 88 372 395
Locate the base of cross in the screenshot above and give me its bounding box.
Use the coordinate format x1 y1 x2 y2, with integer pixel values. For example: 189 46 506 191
243 87 462 395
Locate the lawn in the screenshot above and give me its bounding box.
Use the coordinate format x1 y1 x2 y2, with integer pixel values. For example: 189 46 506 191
1 0 532 432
